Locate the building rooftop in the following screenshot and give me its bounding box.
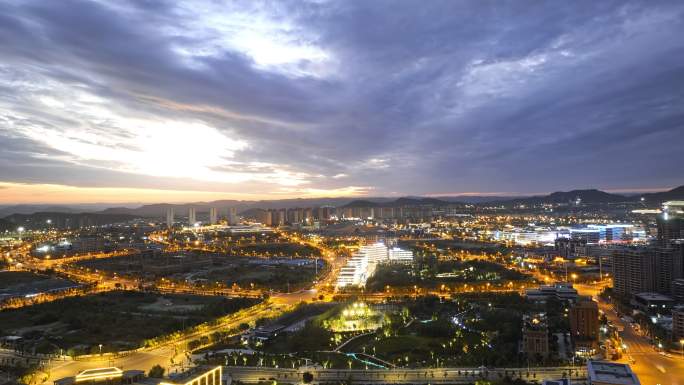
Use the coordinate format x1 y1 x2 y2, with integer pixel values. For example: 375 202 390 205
634 292 673 301
55 368 144 385
542 380 570 385
164 366 220 385
75 367 123 382
587 361 640 385
523 313 548 330
254 324 286 334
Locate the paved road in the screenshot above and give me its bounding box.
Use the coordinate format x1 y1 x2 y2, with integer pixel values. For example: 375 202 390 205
224 366 587 384
575 284 684 385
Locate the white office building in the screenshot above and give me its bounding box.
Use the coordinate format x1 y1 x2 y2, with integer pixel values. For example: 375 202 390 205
336 243 390 288
337 254 371 287
360 242 390 263
388 247 414 264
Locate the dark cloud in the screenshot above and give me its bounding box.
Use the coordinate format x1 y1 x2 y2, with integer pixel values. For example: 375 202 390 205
0 0 682 197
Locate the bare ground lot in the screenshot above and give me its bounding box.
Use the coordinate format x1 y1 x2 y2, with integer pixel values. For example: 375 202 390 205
0 271 79 298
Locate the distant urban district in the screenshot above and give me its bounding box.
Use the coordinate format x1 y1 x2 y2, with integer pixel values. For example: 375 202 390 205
1 186 684 385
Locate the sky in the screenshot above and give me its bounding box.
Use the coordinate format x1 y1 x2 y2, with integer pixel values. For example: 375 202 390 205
1 0 683 204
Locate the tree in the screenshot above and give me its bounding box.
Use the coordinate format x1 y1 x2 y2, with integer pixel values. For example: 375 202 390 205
302 372 314 383
148 365 165 378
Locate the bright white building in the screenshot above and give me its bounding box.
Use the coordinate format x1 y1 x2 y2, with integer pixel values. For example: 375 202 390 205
336 243 389 288
388 247 414 264
337 254 371 287
360 242 390 263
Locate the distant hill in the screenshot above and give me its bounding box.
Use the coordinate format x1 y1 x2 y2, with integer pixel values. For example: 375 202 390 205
502 189 629 205
99 197 399 217
490 185 684 206
639 185 684 203
343 200 381 208
394 197 452 206
0 204 83 217
3 212 138 230
0 218 15 232
432 195 525 204
2 185 681 220
0 203 136 217
343 197 456 208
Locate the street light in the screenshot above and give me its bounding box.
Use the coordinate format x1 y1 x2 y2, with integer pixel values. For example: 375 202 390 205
99 344 103 355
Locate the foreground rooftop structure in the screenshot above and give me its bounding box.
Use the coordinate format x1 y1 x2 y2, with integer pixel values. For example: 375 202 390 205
587 361 640 385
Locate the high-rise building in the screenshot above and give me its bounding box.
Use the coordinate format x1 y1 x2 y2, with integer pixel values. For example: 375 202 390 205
569 297 599 354
188 208 196 225
611 247 656 298
317 206 332 221
672 278 684 303
673 306 684 342
259 210 273 226
304 208 313 223
227 207 238 225
657 201 684 245
655 242 684 294
209 208 217 225
166 208 174 228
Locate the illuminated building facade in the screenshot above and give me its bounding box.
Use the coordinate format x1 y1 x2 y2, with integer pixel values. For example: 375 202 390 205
54 367 144 385
388 247 414 264
161 366 222 385
336 243 391 288
658 201 684 245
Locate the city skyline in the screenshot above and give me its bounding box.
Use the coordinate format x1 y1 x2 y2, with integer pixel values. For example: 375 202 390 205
1 1 684 203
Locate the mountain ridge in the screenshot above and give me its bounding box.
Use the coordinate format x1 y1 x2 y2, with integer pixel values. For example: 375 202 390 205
1 185 682 218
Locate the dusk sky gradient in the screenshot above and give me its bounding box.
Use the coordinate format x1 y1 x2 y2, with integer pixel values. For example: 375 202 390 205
1 0 683 203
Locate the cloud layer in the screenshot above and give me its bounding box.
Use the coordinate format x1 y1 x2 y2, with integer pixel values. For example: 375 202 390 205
1 0 683 202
